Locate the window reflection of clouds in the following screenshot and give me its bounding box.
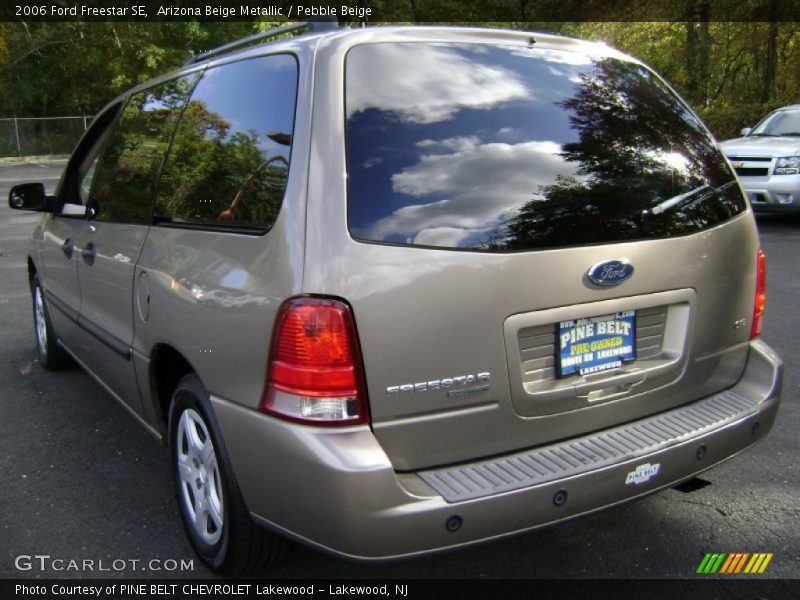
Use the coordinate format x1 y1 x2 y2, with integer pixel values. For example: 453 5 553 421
392 138 568 198
362 156 383 169
346 43 743 250
546 66 583 84
510 47 598 87
346 44 530 124
510 46 596 66
414 136 482 154
414 227 474 247
358 137 577 245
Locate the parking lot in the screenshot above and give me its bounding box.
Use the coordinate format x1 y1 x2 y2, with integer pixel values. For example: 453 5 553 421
0 160 797 580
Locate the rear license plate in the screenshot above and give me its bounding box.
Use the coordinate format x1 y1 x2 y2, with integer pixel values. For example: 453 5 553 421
557 311 636 377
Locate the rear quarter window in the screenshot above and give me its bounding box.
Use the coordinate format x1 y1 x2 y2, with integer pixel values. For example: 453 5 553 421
345 42 745 251
155 54 298 232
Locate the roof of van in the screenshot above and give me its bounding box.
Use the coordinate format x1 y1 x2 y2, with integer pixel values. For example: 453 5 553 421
191 24 631 67
116 24 636 102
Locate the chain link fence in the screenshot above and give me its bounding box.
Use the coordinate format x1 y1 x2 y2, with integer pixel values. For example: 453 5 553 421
0 116 93 157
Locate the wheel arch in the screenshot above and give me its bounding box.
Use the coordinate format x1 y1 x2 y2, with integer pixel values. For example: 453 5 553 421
150 344 196 432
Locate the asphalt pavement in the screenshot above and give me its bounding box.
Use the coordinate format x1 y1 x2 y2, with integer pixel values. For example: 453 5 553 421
0 160 797 582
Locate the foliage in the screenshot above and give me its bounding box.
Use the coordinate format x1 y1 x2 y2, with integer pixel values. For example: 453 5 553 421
562 18 800 139
0 22 271 116
157 98 287 228
0 8 798 141
494 57 744 250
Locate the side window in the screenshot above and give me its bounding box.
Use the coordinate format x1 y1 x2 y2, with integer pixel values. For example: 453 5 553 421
155 54 298 231
79 154 101 205
88 73 200 224
58 110 116 213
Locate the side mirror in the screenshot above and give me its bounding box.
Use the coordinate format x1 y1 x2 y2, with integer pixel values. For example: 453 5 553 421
740 127 752 137
8 183 52 212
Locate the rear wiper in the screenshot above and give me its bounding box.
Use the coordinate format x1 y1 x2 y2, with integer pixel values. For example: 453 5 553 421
648 185 710 216
749 133 777 137
646 181 736 216
777 132 800 137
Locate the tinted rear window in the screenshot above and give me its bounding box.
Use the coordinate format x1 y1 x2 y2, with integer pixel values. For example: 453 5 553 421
345 42 745 251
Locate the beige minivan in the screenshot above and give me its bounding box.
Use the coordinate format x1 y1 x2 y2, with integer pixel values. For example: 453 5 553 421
9 24 782 575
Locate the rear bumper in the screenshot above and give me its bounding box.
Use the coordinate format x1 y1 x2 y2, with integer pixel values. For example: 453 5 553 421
212 339 782 560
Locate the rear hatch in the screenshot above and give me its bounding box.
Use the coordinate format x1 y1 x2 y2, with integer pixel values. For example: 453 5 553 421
318 35 756 471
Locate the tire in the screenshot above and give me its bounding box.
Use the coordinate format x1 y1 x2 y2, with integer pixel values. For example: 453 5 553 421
168 374 285 575
31 275 74 370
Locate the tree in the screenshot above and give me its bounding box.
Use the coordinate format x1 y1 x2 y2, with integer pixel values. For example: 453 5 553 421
0 22 270 116
1 8 798 141
494 57 743 250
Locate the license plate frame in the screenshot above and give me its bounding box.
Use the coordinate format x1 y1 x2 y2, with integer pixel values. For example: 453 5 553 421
557 311 636 378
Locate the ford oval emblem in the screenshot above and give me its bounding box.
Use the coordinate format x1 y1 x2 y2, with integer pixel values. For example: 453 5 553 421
587 260 634 286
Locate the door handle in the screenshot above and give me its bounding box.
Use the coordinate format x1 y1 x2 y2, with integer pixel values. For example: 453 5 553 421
61 238 75 259
80 242 96 266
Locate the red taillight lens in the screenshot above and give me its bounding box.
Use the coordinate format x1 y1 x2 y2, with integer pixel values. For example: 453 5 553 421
751 247 766 339
261 297 369 425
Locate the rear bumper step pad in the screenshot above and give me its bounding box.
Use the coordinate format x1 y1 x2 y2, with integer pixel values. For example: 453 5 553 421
419 391 757 502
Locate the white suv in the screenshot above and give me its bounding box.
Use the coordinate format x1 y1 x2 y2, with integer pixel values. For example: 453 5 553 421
720 105 800 213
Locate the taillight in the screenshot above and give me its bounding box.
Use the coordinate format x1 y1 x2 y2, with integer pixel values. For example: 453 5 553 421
751 247 766 339
260 297 369 426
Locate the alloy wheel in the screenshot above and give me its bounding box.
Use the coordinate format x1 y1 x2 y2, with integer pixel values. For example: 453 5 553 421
176 408 224 545
34 286 48 358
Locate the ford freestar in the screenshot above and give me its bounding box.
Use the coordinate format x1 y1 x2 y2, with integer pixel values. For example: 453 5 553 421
9 24 782 574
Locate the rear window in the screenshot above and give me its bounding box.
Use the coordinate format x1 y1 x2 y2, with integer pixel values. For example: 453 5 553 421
345 42 745 251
